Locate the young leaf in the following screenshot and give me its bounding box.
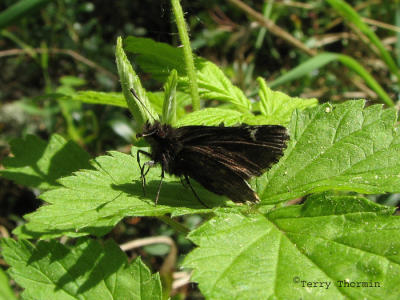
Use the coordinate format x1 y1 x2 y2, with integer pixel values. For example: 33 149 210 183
0 269 16 300
148 91 190 119
1 238 162 300
14 149 224 239
162 69 178 125
124 37 251 111
125 36 192 81
115 36 158 131
183 193 400 300
259 100 400 203
180 61 252 111
1 134 91 190
258 77 318 125
176 108 247 127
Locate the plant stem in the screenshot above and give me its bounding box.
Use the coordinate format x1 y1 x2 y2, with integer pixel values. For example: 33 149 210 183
228 0 316 56
157 215 190 235
171 0 200 111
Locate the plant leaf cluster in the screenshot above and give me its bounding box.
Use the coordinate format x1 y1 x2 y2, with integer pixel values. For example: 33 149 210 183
1 36 400 299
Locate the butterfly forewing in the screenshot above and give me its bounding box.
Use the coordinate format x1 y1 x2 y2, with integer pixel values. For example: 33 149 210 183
167 124 289 203
177 125 288 171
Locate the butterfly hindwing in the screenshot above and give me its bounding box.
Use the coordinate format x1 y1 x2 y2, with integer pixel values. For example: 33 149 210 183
175 145 260 202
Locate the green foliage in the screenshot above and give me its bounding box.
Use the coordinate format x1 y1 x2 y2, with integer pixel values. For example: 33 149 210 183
116 37 158 131
260 100 400 203
176 108 247 127
64 90 189 122
269 53 393 106
258 77 318 125
162 69 178 125
0 268 16 300
68 91 128 108
326 0 400 82
124 36 251 111
0 134 91 190
184 193 400 299
12 147 224 239
0 0 51 29
4 36 400 296
187 61 252 111
2 4 400 298
124 36 199 81
1 238 162 300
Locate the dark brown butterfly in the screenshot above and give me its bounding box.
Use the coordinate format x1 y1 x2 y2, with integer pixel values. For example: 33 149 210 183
132 89 289 207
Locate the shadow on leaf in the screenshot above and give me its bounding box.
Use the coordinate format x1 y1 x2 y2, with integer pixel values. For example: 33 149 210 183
112 179 226 209
25 238 128 294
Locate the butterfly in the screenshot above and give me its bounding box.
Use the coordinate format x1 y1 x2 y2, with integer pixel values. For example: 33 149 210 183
132 89 289 207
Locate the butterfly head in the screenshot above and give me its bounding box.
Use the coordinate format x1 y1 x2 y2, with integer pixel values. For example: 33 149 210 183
136 121 173 140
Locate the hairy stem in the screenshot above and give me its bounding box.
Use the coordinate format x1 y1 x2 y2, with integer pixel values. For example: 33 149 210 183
171 0 200 111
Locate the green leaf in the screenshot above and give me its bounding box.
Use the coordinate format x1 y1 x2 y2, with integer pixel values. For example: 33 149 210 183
184 193 400 299
176 108 247 127
260 100 400 203
269 53 339 88
115 37 158 131
125 36 189 81
181 61 252 111
1 134 91 190
68 91 128 108
124 36 206 82
59 76 86 87
0 268 16 300
62 91 188 121
0 0 51 30
1 238 162 300
258 77 318 125
14 149 224 239
124 36 251 111
162 69 178 125
147 91 190 120
175 107 291 127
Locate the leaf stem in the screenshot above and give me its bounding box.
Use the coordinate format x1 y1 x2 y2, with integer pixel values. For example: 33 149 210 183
171 0 200 111
157 215 190 235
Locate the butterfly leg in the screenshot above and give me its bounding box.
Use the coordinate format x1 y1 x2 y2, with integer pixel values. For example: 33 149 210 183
137 150 152 196
141 160 157 195
155 165 165 206
184 175 210 208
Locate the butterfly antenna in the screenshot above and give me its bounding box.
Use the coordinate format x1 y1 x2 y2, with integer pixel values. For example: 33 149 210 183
129 88 157 121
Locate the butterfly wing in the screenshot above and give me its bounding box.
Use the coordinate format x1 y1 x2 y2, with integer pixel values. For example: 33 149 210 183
171 125 289 202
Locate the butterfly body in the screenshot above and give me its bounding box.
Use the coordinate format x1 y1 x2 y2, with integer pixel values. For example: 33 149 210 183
138 120 289 204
